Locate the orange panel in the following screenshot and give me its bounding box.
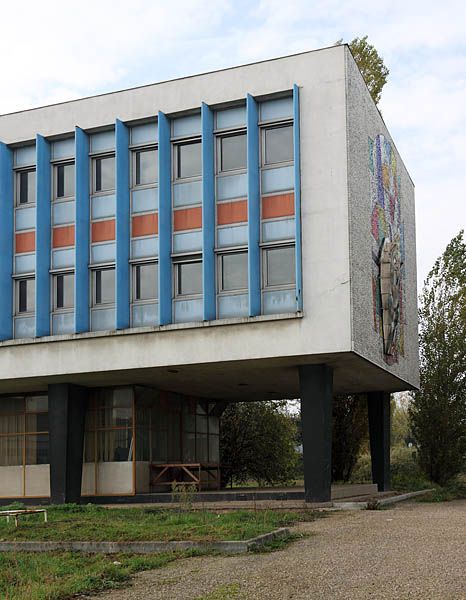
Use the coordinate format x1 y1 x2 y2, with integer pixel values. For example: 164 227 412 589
217 199 248 225
173 206 202 231
92 219 115 242
132 213 158 237
15 231 35 254
262 193 295 219
52 225 75 248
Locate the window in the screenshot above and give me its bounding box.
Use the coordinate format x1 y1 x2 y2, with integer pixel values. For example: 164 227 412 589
134 149 158 186
16 170 36 205
94 156 115 193
16 278 35 314
263 125 293 165
175 141 201 179
84 389 134 471
219 133 247 172
219 252 248 292
55 163 75 199
176 261 202 296
54 273 74 310
264 246 295 287
93 268 115 305
0 395 49 473
133 262 158 301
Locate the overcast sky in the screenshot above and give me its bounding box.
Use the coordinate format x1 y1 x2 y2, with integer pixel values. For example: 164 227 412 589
1 0 464 288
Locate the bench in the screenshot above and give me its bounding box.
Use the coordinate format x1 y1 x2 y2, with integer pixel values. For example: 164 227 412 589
0 508 48 528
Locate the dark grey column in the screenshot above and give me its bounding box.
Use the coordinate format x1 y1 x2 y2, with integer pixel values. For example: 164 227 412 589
48 384 88 504
299 365 333 502
367 391 391 491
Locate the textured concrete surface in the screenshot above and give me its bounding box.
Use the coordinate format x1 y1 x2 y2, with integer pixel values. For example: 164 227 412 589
85 500 466 600
345 46 419 389
0 527 290 555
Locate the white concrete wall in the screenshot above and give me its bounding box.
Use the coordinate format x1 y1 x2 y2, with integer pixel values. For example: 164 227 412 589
81 462 134 496
0 464 50 498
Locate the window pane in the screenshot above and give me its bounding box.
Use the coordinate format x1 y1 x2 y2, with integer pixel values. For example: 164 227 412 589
178 262 202 295
221 253 248 291
135 149 158 186
135 263 158 301
264 125 293 165
0 397 25 415
26 413 49 433
177 142 201 179
25 433 49 465
0 436 23 466
220 134 247 172
0 414 24 434
18 170 36 205
209 434 219 463
56 163 75 198
98 430 133 462
95 156 115 192
84 431 96 462
18 279 35 313
95 268 115 305
266 246 295 286
26 396 48 413
56 273 74 309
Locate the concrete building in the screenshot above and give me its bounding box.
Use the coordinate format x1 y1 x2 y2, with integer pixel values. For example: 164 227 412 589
0 44 418 504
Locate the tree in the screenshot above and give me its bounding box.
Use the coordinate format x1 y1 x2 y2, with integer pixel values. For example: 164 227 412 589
409 231 466 485
391 393 412 447
220 401 298 487
336 36 389 105
332 395 368 482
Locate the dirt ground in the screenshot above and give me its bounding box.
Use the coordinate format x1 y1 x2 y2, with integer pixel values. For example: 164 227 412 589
86 500 466 600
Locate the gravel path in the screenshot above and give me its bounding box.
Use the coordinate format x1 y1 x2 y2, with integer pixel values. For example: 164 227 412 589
86 500 466 600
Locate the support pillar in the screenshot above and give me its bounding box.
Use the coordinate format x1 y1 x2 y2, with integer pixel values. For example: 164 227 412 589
299 364 333 502
367 391 391 491
48 384 88 504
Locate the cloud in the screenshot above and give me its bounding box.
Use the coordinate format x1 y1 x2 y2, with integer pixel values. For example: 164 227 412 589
0 0 464 286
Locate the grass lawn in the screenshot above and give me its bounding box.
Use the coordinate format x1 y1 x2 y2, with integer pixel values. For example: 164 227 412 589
0 505 320 599
0 550 201 600
0 504 317 542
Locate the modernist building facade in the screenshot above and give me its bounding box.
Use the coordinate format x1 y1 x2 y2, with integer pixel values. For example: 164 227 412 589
0 45 419 503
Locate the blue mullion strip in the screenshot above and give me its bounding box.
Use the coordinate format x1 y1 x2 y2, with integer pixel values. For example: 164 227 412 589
0 143 14 340
35 135 51 337
158 111 172 325
247 94 261 316
75 127 90 333
116 119 130 329
201 103 215 321
293 84 303 312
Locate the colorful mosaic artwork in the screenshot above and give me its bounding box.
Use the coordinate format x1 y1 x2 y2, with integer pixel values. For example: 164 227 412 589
369 134 405 363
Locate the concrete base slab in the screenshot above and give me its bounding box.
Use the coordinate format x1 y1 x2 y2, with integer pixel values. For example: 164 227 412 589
0 527 291 555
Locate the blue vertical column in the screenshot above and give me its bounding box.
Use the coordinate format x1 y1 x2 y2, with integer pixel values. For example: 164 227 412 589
35 135 51 337
158 111 172 326
75 127 90 333
115 119 130 330
0 143 14 340
293 84 303 312
202 103 216 321
247 94 261 317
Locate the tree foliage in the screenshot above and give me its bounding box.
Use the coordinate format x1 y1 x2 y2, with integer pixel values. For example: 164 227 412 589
391 393 412 447
409 231 466 484
336 35 389 105
332 394 368 482
220 401 298 487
